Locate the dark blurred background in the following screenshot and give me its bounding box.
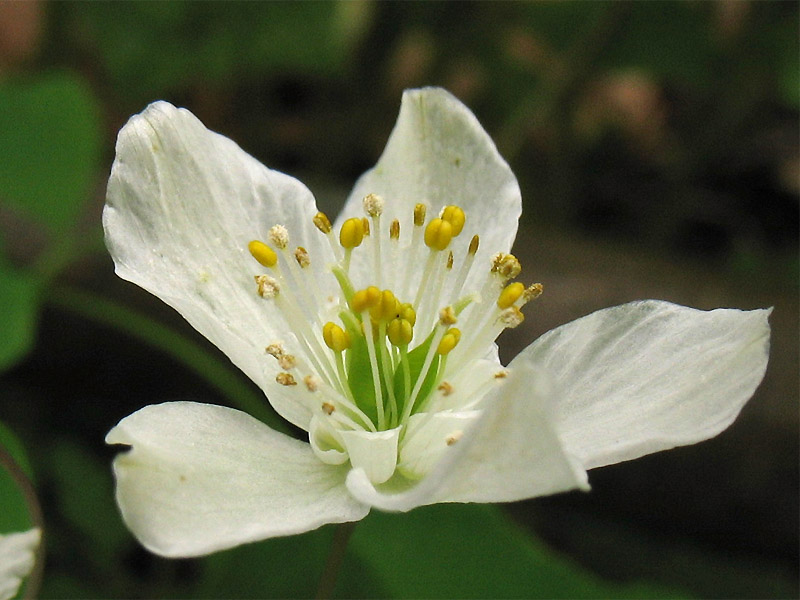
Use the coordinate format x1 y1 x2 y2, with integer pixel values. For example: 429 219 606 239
0 1 797 598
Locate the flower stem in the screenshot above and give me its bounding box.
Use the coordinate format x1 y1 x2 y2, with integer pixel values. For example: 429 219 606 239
0 443 45 600
315 521 357 599
48 285 291 435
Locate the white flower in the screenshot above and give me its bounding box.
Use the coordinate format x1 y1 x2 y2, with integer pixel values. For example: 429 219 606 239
103 87 770 558
0 528 40 600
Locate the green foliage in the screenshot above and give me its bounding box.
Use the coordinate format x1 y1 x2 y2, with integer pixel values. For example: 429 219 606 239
0 422 34 533
68 1 367 105
341 504 683 599
0 264 40 373
0 72 100 233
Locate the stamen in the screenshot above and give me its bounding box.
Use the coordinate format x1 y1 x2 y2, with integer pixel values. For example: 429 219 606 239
276 372 297 386
402 203 428 299
387 317 413 347
255 274 280 298
439 205 466 236
445 430 463 446
390 219 400 240
522 283 544 303
294 246 311 269
322 402 335 415
437 381 454 396
363 195 384 288
363 193 384 217
413 203 427 226
278 354 297 370
314 211 342 261
449 235 479 303
340 217 366 249
437 328 461 355
304 375 320 392
497 282 525 309
322 322 351 353
313 212 332 234
424 218 453 251
491 253 521 280
248 241 278 268
268 225 289 250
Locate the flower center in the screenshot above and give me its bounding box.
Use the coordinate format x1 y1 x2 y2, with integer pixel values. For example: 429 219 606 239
248 194 541 481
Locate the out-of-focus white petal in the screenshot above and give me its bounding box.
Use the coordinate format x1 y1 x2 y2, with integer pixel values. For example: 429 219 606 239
338 87 521 289
104 102 335 430
106 402 368 557
512 300 771 470
340 427 401 484
0 528 40 600
346 364 588 511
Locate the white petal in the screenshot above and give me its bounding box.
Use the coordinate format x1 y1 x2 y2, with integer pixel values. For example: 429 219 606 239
346 364 588 511
397 410 480 480
309 415 349 465
339 427 401 485
106 402 368 557
0 528 40 600
512 300 771 470
104 102 335 430
338 87 521 290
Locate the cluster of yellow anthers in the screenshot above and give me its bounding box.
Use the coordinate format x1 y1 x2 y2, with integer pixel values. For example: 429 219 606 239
247 193 542 433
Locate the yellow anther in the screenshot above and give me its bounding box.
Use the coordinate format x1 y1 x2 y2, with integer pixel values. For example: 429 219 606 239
387 317 414 346
424 218 454 251
369 289 399 322
340 217 365 249
498 282 525 309
248 240 278 268
313 212 332 234
390 219 400 240
322 322 351 352
397 302 416 326
494 370 509 379
294 246 310 268
523 283 544 302
440 205 466 236
268 225 289 250
447 251 454 270
362 217 370 236
322 402 335 415
350 286 381 312
437 328 461 355
413 203 427 227
469 235 479 255
363 193 384 217
276 372 297 386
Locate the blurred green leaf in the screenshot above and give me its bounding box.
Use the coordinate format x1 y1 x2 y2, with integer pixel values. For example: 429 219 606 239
0 265 40 373
0 71 100 232
71 1 364 104
341 504 684 599
47 440 131 562
198 527 339 599
0 421 34 533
